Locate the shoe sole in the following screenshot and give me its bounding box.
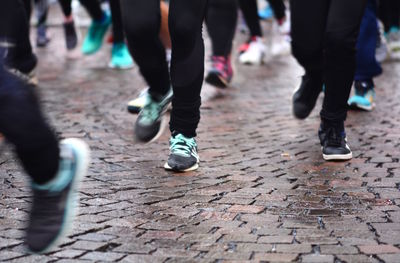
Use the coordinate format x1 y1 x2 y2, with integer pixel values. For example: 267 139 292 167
32 138 90 254
127 105 141 114
323 152 353 161
108 62 134 70
164 162 199 172
146 115 168 144
349 102 375 111
205 72 229 89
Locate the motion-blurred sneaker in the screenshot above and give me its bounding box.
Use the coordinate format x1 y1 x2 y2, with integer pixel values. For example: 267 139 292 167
63 21 78 51
164 133 199 172
205 56 233 88
127 88 149 114
258 5 274 20
135 88 173 142
386 26 400 53
319 123 352 161
348 80 376 111
239 37 266 65
81 12 111 55
292 74 323 119
109 43 134 69
26 138 90 253
36 24 50 48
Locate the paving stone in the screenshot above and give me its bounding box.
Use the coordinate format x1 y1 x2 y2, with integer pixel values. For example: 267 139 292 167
358 244 400 254
79 251 125 261
302 254 334 263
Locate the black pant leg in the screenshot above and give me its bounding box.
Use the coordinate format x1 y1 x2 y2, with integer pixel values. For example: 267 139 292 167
58 0 72 17
239 0 262 37
120 0 170 98
267 0 286 21
206 0 238 57
109 0 124 43
169 0 208 138
79 0 104 21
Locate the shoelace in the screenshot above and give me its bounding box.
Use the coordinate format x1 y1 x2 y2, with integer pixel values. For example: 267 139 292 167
170 134 196 157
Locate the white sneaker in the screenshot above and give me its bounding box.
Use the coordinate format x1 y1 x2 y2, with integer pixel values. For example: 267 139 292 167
239 37 266 65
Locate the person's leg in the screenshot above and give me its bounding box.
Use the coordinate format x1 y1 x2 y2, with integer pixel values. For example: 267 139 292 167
238 0 262 37
290 0 328 119
204 0 237 88
108 0 133 69
321 0 367 124
58 0 72 17
120 0 172 142
349 0 381 111
79 0 104 21
35 0 50 47
0 0 37 76
166 0 208 172
267 0 286 21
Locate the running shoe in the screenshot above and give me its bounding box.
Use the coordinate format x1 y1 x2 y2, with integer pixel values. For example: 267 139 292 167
205 56 233 88
135 88 173 142
239 37 266 65
36 24 50 48
164 133 199 172
81 12 111 55
258 5 274 20
26 138 90 253
109 43 134 69
386 26 400 53
292 74 323 119
348 80 376 111
319 124 352 161
127 88 149 114
63 21 78 51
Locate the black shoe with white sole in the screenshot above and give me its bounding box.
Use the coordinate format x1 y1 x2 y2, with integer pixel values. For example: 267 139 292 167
319 124 352 161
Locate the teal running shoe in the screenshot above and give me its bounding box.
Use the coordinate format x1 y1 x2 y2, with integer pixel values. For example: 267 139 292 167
164 133 199 172
135 88 173 142
258 5 274 20
348 80 376 111
109 43 134 69
26 138 90 253
127 88 149 114
81 13 111 55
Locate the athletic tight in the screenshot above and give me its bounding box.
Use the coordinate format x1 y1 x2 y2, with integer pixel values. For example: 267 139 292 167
290 0 367 124
121 0 209 137
379 0 400 33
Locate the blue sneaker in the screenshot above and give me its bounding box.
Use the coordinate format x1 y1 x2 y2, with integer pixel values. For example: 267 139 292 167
109 43 134 69
164 133 199 172
348 80 376 111
26 138 90 253
81 13 111 55
258 5 274 20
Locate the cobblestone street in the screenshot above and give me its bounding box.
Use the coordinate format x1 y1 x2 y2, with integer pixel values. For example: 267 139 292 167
1 18 400 262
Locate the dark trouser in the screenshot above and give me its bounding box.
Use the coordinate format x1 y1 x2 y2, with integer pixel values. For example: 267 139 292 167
35 0 49 26
239 0 262 37
0 0 37 74
379 0 400 32
58 0 104 21
267 0 286 21
206 0 238 57
0 58 59 185
109 0 124 44
355 0 382 81
121 0 208 137
290 0 367 124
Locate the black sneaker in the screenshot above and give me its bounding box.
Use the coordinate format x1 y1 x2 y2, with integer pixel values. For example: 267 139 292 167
26 139 90 253
135 88 173 142
319 124 352 161
164 133 199 172
292 74 323 119
63 21 78 50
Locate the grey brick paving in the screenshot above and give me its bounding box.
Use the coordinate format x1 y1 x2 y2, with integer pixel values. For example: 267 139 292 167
1 11 400 262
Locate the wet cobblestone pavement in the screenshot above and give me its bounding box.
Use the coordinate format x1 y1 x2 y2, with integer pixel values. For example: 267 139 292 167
1 21 400 262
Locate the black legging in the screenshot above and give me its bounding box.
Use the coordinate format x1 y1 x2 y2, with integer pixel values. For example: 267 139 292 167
109 0 124 44
239 0 286 38
121 0 208 138
379 0 400 33
58 0 103 21
290 0 367 123
206 0 238 57
1 0 37 73
0 66 59 185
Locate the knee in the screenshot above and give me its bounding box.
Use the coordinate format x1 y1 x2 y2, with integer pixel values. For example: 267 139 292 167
325 29 358 57
169 14 198 44
121 13 159 40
